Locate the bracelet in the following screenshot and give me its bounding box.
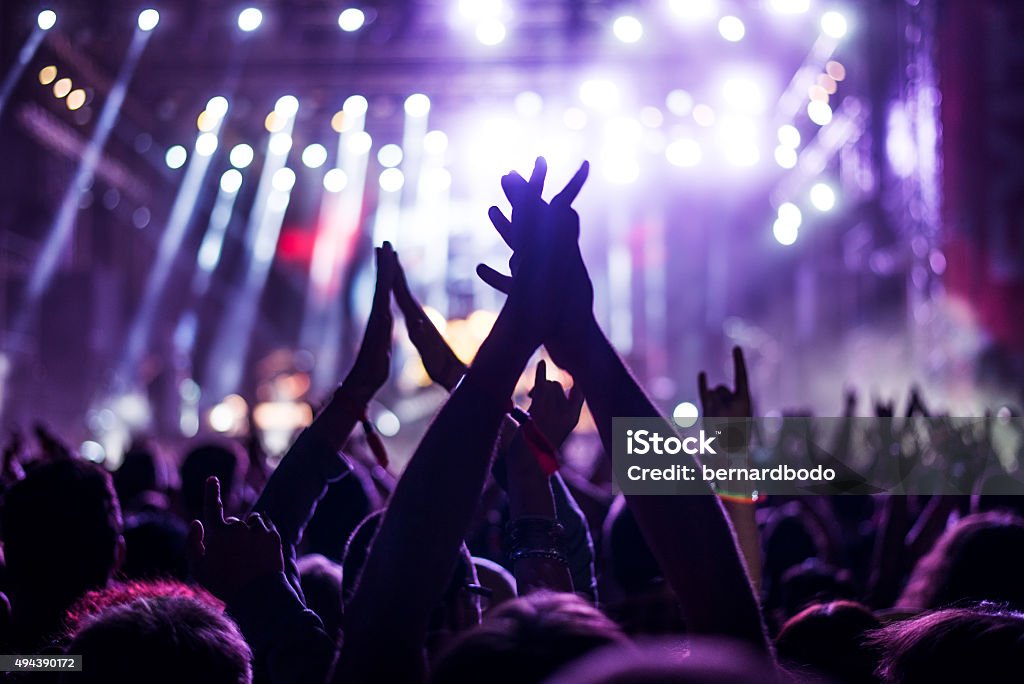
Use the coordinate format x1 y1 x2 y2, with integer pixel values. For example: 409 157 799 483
508 547 569 566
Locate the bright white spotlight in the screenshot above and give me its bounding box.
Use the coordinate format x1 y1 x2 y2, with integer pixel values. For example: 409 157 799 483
230 143 254 169
238 7 263 32
377 144 403 167
343 94 368 116
37 9 57 30
669 0 716 21
718 117 759 166
722 77 765 113
137 8 160 31
423 168 452 194
165 145 187 169
423 130 449 155
613 15 643 43
770 0 810 14
665 138 702 167
692 103 716 127
773 218 799 245
673 401 699 428
777 202 803 228
272 167 296 192
821 11 848 38
807 100 833 126
269 133 293 156
579 78 620 112
404 93 430 117
205 96 229 119
301 143 328 169
274 95 300 118
323 168 348 192
774 145 798 169
810 182 836 211
718 15 745 41
220 169 243 194
665 89 694 116
475 19 506 45
777 124 801 148
347 130 372 155
515 91 543 117
196 132 219 157
379 167 405 192
563 107 587 130
338 8 366 31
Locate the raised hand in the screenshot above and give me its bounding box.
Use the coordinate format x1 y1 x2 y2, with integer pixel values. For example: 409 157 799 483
343 242 397 404
392 250 466 392
528 360 585 449
1 429 24 485
698 346 752 419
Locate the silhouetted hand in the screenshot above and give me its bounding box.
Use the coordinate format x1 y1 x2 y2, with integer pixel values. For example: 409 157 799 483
392 251 466 392
528 360 584 449
874 398 895 419
33 422 72 461
187 476 284 601
343 242 397 405
698 347 752 419
1 430 24 485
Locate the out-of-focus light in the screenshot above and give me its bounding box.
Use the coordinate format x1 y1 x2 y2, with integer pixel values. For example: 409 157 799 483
718 15 745 42
821 11 848 38
238 7 263 32
515 91 543 117
302 143 328 169
669 0 716 21
379 167 405 192
603 159 640 185
338 7 366 32
826 60 847 81
53 77 72 99
774 145 798 169
66 89 87 111
769 0 810 14
137 9 160 31
165 145 187 169
808 84 829 103
722 77 765 113
38 65 57 85
196 132 219 157
773 218 798 245
206 95 229 119
692 103 716 127
563 107 587 130
423 167 452 194
423 130 449 155
220 169 243 194
197 111 217 132
404 93 431 117
37 9 58 30
264 111 285 133
475 19 506 45
375 409 400 437
458 0 503 21
272 167 296 192
719 117 759 167
673 401 699 428
275 95 299 118
579 78 620 112
640 106 663 127
343 94 368 116
80 440 105 463
777 202 802 228
613 15 643 43
269 132 293 156
666 89 694 117
330 110 347 133
230 143 254 169
818 74 838 94
377 143 403 167
724 143 759 167
807 100 833 126
323 168 348 192
810 182 836 211
209 395 247 433
778 124 801 148
347 130 372 154
666 138 702 167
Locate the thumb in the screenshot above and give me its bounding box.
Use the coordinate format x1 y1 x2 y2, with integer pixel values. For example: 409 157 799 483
186 520 205 572
476 264 512 294
568 383 585 411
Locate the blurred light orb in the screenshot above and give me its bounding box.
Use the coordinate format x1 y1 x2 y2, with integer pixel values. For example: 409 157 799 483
237 7 263 32
669 0 716 21
302 143 328 169
424 168 452 194
423 130 449 155
515 91 543 117
475 19 507 45
274 95 299 118
666 138 702 167
197 111 216 132
375 410 400 437
807 100 833 126
404 93 431 117
810 182 836 211
777 202 803 228
220 169 243 194
38 65 57 85
563 107 587 130
666 89 694 116
777 124 801 148
773 218 799 245
579 78 620 112
347 130 372 154
774 145 798 169
770 0 809 14
80 440 105 463
673 401 699 428
323 168 348 192
602 156 640 185
613 15 643 43
379 167 405 192
640 106 663 128
165 145 187 169
692 103 716 127
330 110 347 133
230 143 254 169
53 77 72 99
718 15 745 42
377 143 403 167
343 94 369 116
137 9 160 31
206 96 229 118
821 11 848 38
826 60 847 81
722 78 765 113
66 89 87 111
268 132 293 156
196 132 219 157
338 8 366 32
272 167 296 192
264 111 285 133
37 9 57 30
724 144 760 167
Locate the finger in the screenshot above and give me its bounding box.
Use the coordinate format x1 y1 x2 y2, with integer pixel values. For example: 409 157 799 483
247 512 270 532
528 157 548 194
186 520 205 566
535 359 547 389
392 253 424 321
203 476 225 526
732 346 748 396
476 264 512 294
568 383 585 411
488 206 514 247
552 160 590 207
698 372 709 406
501 172 530 207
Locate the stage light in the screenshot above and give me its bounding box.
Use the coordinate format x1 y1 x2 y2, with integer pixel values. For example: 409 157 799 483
692 103 715 127
37 9 57 30
640 106 663 127
269 132 293 156
579 78 620 112
613 15 643 43
515 91 543 117
810 182 836 211
719 117 759 167
238 7 263 32
230 143 254 169
209 395 247 433
165 145 187 169
338 8 365 32
777 124 801 148
665 138 702 167
423 130 449 155
196 132 218 157
330 110 347 133
807 100 833 125
38 65 57 85
404 93 431 117
808 84 829 102
66 89 86 111
377 143 403 167
777 202 802 227
458 0 503 21
718 15 745 42
53 77 72 98
274 95 299 118
343 94 368 116
475 19 506 45
379 167 404 192
826 60 846 81
769 0 809 13
563 107 587 130
673 401 699 428
669 0 716 21
301 143 328 169
137 9 160 31
821 11 848 38
323 168 348 192
264 111 285 132
272 167 296 192
197 111 217 132
220 169 243 194
774 145 798 169
206 96 229 119
80 440 105 463
665 89 694 116
773 218 798 245
818 74 837 94
375 410 400 437
347 130 372 154
722 77 765 113
423 168 452 194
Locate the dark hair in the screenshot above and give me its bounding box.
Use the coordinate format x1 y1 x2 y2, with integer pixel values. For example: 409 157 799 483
121 510 189 581
297 554 345 642
180 443 243 521
775 601 881 684
429 591 626 684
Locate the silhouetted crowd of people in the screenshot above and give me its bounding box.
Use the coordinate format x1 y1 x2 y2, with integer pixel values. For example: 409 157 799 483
2 160 1023 683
